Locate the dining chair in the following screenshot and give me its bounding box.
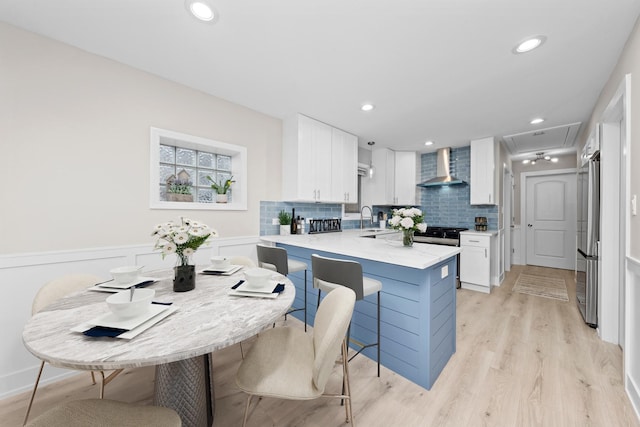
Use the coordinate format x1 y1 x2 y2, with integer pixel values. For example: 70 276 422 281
256 244 308 331
25 399 182 427
312 253 382 377
236 286 356 427
23 274 124 426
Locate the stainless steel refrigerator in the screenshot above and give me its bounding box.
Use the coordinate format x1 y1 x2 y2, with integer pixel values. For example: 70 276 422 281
576 153 600 327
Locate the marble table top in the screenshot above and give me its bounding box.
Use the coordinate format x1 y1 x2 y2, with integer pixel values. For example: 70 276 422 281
22 268 295 371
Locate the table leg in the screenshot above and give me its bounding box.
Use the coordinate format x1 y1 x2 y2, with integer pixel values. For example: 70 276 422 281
154 354 216 427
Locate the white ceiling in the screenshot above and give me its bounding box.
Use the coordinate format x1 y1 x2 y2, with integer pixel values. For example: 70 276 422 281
2 0 639 157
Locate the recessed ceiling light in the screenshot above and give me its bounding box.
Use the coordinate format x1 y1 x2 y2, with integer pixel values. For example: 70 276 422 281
551 157 559 163
513 35 546 54
361 104 375 112
425 140 434 146
185 0 217 22
530 118 544 124
522 159 530 164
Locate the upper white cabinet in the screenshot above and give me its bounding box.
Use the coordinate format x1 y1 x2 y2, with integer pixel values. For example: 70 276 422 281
331 128 358 203
394 151 418 205
470 137 499 205
363 148 417 206
282 114 358 203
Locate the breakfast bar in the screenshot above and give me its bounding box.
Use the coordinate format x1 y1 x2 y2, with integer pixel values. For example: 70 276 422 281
261 230 461 390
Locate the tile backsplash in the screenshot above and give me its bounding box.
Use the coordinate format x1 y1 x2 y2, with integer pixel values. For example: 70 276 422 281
419 146 498 230
260 146 498 235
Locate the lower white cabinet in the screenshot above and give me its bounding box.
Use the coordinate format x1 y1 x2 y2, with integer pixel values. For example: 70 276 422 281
460 231 496 293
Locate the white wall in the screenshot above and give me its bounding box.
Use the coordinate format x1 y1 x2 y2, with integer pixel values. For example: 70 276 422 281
0 23 282 255
0 23 283 398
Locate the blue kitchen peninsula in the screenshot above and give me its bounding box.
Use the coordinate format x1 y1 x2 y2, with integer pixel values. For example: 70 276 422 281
260 230 460 390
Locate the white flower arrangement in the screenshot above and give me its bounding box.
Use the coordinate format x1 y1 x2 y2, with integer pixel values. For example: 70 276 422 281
152 217 217 266
388 207 427 233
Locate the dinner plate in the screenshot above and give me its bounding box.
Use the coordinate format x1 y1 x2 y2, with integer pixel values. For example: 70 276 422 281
201 264 243 275
240 279 279 293
87 304 169 330
71 306 178 340
229 281 284 298
96 276 158 290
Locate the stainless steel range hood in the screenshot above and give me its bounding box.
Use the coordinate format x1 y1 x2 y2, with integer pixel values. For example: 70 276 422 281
417 148 466 187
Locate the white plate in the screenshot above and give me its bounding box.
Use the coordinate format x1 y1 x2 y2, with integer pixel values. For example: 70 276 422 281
229 288 280 299
96 276 158 290
201 265 243 275
87 304 168 330
71 306 178 340
240 279 279 293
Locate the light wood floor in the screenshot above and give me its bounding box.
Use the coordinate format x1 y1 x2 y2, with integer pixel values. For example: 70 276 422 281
3 265 639 426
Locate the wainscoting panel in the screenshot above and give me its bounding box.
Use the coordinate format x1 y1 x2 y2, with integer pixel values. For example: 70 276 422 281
626 255 640 420
0 236 261 399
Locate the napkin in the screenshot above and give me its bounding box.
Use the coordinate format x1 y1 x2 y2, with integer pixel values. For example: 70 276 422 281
83 326 127 338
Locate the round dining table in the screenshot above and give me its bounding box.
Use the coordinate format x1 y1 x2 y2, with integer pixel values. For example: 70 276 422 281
22 267 295 427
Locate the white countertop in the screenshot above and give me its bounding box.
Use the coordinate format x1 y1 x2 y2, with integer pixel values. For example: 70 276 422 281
261 229 461 270
460 230 499 236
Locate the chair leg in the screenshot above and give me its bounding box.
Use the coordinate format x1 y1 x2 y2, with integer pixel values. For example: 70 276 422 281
22 361 45 426
303 269 307 332
342 338 354 425
377 291 381 377
242 394 253 427
90 371 96 385
316 288 322 309
239 342 245 359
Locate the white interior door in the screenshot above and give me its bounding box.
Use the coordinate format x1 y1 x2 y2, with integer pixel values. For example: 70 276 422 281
525 172 577 269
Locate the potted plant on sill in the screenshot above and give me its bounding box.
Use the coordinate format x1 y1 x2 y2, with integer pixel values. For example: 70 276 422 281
207 175 235 203
278 210 292 235
165 172 194 202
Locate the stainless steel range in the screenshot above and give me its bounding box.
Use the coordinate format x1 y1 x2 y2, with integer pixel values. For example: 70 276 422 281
414 226 468 288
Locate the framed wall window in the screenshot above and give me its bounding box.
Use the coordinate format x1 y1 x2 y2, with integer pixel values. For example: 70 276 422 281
150 127 247 210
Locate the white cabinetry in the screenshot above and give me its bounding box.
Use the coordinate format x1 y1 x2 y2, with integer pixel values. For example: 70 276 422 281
331 128 358 203
282 114 357 203
470 137 498 205
394 151 418 205
363 149 417 206
460 231 496 294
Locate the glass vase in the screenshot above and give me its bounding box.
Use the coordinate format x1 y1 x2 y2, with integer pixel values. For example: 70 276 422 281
402 229 415 247
174 265 195 292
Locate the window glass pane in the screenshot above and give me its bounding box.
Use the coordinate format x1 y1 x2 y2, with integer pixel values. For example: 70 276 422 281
198 152 215 168
198 169 214 187
159 145 175 163
197 187 214 203
217 155 232 171
176 148 196 166
159 185 167 202
217 172 232 187
159 165 176 185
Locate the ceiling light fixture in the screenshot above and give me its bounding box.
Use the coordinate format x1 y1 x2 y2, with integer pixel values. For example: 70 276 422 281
530 118 544 124
522 152 558 165
513 35 547 54
425 140 434 146
367 141 376 178
361 104 375 112
185 0 217 22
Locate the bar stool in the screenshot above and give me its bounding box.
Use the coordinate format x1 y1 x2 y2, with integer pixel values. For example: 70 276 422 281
312 253 382 377
256 245 308 331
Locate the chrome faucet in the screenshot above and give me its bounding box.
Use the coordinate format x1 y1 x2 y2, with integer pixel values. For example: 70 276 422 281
360 205 373 230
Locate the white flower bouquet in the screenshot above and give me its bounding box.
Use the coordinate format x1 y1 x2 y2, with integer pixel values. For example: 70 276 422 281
152 217 217 266
388 207 427 246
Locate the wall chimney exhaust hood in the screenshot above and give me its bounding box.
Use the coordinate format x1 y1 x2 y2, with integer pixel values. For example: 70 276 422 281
417 148 466 187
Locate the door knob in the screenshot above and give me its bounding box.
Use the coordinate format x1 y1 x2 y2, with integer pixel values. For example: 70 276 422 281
527 224 533 227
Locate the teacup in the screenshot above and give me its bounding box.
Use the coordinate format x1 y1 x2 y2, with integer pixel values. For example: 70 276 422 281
243 268 272 290
210 256 231 270
110 266 142 285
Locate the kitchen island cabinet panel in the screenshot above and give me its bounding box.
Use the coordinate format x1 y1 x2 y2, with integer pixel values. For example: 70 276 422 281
273 242 456 390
